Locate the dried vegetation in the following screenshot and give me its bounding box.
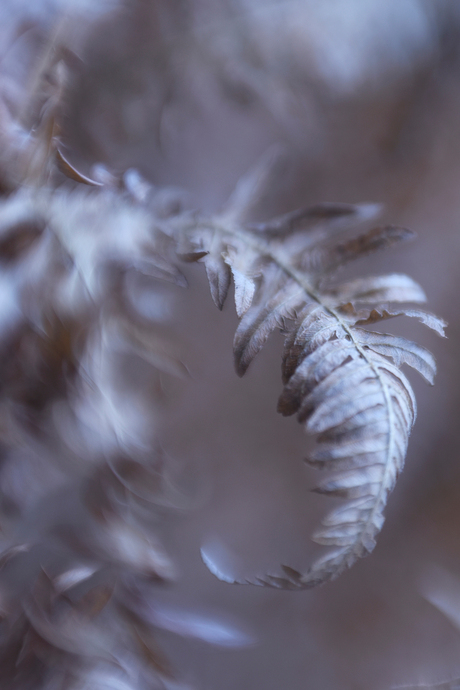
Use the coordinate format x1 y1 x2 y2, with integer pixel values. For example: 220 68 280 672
0 2 449 688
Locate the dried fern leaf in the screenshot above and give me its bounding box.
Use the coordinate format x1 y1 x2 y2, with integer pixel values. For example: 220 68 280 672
352 305 446 335
206 254 232 310
248 202 382 238
326 273 427 304
186 228 232 310
234 276 305 376
319 225 415 272
191 174 445 589
222 243 262 317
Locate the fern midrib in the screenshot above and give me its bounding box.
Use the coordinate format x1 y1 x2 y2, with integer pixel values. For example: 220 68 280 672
213 221 396 569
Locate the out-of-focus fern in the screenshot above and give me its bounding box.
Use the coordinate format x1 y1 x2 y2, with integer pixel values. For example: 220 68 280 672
0 32 252 688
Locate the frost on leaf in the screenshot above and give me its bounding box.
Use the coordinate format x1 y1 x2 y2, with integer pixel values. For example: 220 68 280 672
190 153 445 589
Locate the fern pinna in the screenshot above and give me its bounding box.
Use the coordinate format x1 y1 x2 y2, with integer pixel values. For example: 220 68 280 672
181 157 446 589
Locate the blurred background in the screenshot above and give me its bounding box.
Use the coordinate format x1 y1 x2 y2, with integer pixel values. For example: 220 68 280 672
3 0 460 688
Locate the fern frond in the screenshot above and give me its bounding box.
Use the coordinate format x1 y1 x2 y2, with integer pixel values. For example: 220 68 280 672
189 159 445 589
